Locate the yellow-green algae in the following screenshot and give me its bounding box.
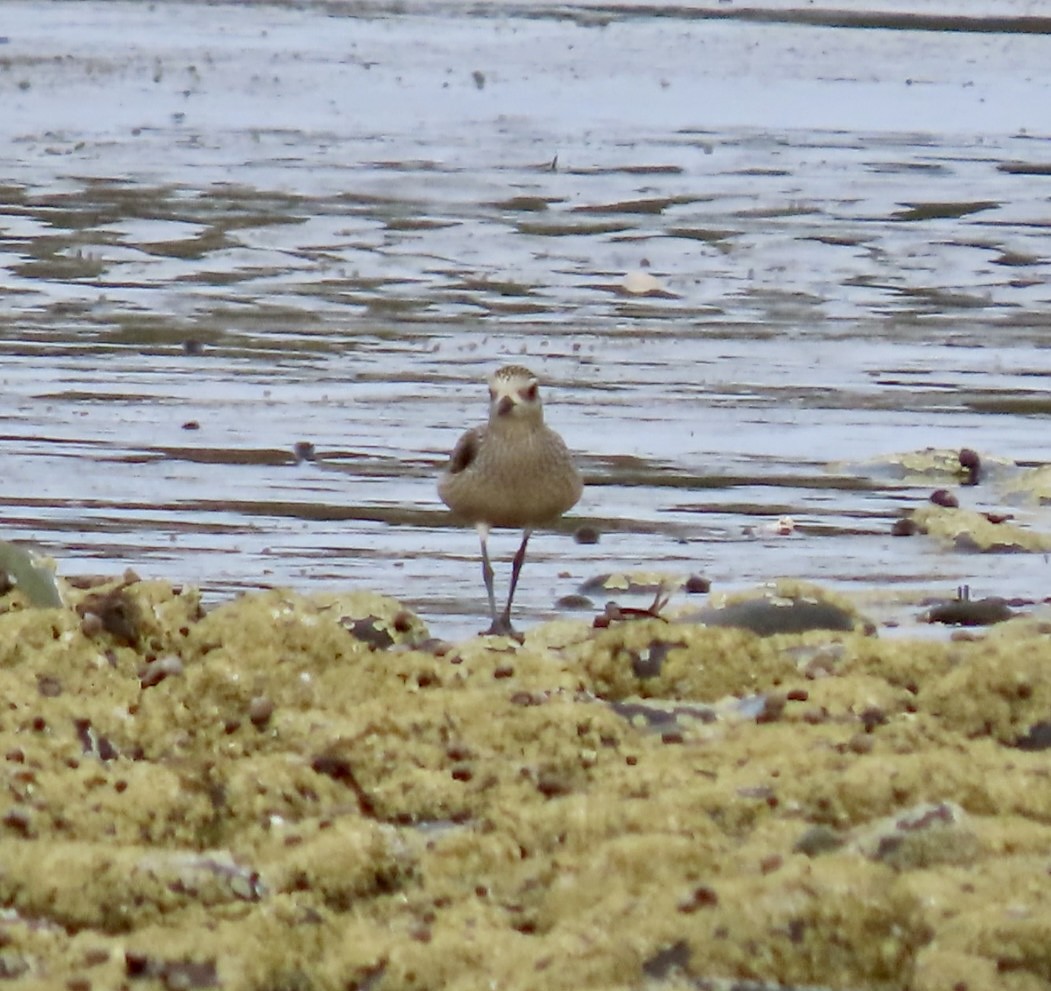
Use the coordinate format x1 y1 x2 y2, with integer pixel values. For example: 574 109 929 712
910 504 1051 552
1000 463 1051 503
1 575 1051 989
833 447 1016 485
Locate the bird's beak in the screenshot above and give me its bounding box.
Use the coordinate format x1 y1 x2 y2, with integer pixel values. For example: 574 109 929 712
495 395 514 416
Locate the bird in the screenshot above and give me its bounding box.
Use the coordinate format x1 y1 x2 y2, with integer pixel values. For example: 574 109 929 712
439 365 582 637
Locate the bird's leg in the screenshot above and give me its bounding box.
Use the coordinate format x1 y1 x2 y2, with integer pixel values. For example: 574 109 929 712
497 528 532 633
475 523 498 628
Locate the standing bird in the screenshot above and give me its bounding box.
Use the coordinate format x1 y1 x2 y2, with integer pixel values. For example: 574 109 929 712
439 365 582 637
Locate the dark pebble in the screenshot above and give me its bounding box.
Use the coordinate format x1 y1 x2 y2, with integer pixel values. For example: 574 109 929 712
642 941 692 979
859 706 888 731
535 772 572 798
2 806 33 835
343 616 395 650
755 693 787 724
182 420 201 431
891 517 919 537
556 593 593 610
959 447 981 485
1013 721 1051 751
293 441 316 463
573 525 600 545
760 854 783 875
982 511 1013 524
77 588 143 646
445 742 473 761
929 489 958 508
182 339 205 356
630 639 681 679
676 885 718 913
684 574 711 594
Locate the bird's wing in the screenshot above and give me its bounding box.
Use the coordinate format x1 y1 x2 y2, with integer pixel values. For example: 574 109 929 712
446 427 483 475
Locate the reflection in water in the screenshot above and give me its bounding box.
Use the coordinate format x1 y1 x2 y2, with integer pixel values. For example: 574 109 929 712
2 1 1051 638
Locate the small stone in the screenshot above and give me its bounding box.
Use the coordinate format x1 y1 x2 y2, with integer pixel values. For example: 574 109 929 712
248 696 274 728
573 525 600 545
676 885 718 913
755 693 787 724
37 675 62 698
535 771 572 798
2 806 33 835
982 511 1013 524
847 733 875 754
140 654 184 689
859 706 888 731
959 447 981 485
929 489 958 508
759 854 783 874
556 593 593 610
794 825 845 857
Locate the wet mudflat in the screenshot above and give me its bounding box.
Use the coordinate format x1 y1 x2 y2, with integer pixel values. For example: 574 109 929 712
3 3 1051 989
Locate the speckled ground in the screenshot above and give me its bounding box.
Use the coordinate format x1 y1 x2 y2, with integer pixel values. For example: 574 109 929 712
1 572 1051 991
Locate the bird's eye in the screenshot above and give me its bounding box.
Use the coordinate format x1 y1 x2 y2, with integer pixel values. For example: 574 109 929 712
488 388 497 401
522 382 538 402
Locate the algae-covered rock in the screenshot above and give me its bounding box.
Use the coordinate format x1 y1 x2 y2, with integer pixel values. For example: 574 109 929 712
918 634 1051 744
911 504 1051 552
4 571 1051 990
567 617 793 702
0 839 262 933
847 801 983 870
999 462 1051 503
679 579 874 636
835 447 1012 486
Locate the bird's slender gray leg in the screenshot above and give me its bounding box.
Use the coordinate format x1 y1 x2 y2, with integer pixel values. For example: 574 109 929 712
499 528 533 631
476 523 498 627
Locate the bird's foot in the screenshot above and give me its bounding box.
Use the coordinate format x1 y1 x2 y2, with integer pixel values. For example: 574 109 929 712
483 615 524 642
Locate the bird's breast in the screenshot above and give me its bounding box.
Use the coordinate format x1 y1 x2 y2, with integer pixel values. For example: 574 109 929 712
438 425 581 528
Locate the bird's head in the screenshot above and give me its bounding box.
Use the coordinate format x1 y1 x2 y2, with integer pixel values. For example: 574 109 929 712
488 365 543 425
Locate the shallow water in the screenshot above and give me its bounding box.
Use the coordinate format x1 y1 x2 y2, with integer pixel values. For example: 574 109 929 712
2 0 1051 639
